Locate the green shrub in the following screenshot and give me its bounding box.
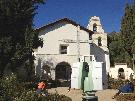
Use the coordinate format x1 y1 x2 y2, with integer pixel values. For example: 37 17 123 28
0 73 72 101
14 90 39 101
116 94 135 101
14 90 72 101
41 93 72 101
0 73 25 101
108 76 128 89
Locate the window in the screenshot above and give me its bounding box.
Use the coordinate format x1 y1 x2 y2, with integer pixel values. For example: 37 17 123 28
98 37 102 46
60 45 68 54
89 34 92 40
93 23 97 32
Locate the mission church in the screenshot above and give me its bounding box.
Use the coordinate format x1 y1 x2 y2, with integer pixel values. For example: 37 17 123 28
34 16 110 81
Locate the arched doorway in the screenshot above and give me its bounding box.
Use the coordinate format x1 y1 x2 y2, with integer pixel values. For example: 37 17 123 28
118 68 125 79
55 62 71 84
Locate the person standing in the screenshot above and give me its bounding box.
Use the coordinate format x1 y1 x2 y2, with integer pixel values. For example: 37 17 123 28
36 81 46 94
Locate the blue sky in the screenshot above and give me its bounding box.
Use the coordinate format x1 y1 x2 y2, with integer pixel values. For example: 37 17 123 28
34 0 133 33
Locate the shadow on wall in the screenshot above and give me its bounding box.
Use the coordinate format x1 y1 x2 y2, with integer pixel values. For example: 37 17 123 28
90 43 109 62
42 63 51 80
102 62 107 89
36 58 42 77
36 57 56 79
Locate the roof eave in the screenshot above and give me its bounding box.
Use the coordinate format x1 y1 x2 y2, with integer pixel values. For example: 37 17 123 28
35 18 93 35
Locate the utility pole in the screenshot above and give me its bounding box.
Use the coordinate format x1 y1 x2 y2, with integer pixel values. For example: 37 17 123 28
77 25 80 62
88 37 93 61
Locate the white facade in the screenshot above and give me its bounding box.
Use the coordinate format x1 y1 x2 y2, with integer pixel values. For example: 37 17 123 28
87 16 104 33
109 63 135 80
34 17 110 80
87 16 110 73
71 61 108 90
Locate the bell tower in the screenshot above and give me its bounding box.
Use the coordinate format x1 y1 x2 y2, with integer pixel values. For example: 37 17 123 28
87 16 104 33
87 16 110 73
87 16 107 47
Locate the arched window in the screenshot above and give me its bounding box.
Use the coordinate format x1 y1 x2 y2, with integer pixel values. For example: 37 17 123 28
93 23 97 32
98 37 102 46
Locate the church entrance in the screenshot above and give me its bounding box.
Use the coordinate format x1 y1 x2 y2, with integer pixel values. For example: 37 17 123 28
118 68 125 79
55 62 71 86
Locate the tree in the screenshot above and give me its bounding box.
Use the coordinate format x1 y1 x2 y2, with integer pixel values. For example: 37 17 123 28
120 2 135 67
0 0 44 79
108 1 135 67
108 32 125 66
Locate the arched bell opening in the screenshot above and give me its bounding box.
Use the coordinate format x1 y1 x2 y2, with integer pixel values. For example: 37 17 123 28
93 23 97 32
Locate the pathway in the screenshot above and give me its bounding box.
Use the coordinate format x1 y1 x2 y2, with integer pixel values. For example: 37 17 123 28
48 87 118 101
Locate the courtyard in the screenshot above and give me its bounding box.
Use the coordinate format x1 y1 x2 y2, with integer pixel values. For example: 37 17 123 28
48 87 117 101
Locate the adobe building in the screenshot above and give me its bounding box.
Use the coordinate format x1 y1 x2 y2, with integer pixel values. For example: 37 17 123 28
34 16 110 81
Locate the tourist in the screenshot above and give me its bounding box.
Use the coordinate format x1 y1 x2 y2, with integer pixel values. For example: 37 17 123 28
36 81 46 94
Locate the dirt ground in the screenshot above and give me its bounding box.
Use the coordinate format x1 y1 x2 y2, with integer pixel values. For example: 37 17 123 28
48 87 118 101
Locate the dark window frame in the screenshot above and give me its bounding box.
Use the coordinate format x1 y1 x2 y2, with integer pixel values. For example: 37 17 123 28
60 44 68 54
98 37 102 46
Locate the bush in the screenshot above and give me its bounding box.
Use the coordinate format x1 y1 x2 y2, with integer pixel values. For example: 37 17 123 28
116 94 135 101
0 73 72 101
0 73 25 101
14 90 39 101
108 76 128 89
42 93 72 101
14 91 72 101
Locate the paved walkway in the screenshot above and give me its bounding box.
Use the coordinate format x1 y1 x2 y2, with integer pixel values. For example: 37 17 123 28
48 87 118 101
95 89 117 101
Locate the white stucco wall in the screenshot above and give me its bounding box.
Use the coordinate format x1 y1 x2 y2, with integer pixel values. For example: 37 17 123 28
34 21 92 79
109 64 134 80
34 17 110 79
87 16 110 73
92 33 107 49
87 16 104 33
38 22 90 56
